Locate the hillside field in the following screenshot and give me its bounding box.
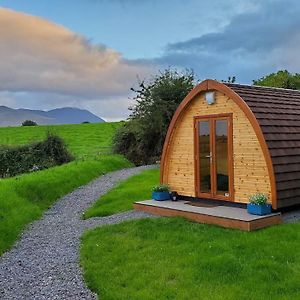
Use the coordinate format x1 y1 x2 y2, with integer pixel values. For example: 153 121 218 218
0 122 132 255
0 122 122 158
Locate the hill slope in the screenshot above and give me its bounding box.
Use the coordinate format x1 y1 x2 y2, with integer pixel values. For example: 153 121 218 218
0 106 105 126
0 122 120 158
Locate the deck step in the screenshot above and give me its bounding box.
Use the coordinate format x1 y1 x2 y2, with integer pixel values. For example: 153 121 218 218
134 200 282 231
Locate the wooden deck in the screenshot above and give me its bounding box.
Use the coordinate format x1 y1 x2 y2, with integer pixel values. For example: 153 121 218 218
134 200 282 231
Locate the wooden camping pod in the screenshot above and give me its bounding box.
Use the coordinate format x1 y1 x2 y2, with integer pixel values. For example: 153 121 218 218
161 79 300 209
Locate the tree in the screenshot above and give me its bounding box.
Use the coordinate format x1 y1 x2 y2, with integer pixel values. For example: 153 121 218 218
22 120 37 126
222 76 236 83
113 69 195 165
253 70 300 90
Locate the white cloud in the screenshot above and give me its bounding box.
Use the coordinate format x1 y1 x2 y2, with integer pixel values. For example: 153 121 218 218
157 0 300 83
84 96 136 122
0 7 155 119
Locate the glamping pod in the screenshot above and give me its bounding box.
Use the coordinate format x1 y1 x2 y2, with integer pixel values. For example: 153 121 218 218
160 79 300 209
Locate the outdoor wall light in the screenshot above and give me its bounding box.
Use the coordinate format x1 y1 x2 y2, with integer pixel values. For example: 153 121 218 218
205 91 215 105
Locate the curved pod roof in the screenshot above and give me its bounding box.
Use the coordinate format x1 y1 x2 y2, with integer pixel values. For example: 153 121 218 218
161 79 300 209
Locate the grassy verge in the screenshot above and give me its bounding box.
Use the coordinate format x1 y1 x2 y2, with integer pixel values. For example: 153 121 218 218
0 155 132 255
83 168 159 218
81 217 300 300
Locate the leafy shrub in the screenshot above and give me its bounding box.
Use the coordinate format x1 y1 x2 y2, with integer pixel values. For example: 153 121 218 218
113 120 146 165
253 70 300 90
249 193 268 205
22 120 37 126
113 69 195 165
0 134 73 178
152 184 170 192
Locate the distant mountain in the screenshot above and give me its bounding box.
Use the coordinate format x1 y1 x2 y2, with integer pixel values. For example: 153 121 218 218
46 107 104 124
0 106 105 127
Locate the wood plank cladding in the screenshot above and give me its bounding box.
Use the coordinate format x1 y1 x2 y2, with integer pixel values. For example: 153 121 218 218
162 91 272 204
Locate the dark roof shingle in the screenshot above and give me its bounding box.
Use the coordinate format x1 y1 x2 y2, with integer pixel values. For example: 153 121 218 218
225 83 300 207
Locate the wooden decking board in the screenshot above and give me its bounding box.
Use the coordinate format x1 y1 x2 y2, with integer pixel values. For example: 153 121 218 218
134 200 282 231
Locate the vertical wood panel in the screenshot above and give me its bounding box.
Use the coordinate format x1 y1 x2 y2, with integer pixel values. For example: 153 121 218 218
163 92 272 204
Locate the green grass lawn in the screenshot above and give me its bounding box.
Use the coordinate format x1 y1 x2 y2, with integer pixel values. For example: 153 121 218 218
0 155 132 255
0 122 133 255
81 217 300 300
0 122 121 158
83 168 159 218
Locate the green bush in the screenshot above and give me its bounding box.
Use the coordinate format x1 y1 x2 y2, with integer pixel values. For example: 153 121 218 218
113 120 148 165
22 120 37 126
253 70 300 90
113 69 195 165
0 134 73 178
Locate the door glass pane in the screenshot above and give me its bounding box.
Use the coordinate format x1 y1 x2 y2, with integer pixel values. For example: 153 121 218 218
215 119 229 195
198 121 211 193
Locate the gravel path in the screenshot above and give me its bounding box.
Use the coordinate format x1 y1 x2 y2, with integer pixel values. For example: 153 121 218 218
282 209 300 223
0 165 156 300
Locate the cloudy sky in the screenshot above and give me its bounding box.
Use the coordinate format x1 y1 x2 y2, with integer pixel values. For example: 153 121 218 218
0 0 299 120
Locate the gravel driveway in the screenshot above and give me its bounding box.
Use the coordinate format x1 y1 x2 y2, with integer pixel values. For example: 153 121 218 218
0 165 156 300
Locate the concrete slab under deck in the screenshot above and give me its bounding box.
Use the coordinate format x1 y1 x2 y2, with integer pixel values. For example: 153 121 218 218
134 200 282 231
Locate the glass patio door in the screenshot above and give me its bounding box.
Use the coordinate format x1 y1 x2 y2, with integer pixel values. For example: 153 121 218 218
195 114 233 200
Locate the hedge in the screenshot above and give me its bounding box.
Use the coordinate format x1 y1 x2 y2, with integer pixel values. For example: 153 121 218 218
0 134 73 178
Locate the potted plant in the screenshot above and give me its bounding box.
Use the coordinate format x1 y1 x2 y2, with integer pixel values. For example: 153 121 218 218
152 184 171 201
247 193 272 215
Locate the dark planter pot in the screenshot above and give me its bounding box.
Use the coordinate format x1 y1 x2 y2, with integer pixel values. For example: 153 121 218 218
171 191 179 201
152 191 170 201
247 203 272 216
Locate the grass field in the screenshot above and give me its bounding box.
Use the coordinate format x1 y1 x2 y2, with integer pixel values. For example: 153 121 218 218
0 122 133 255
0 122 121 158
81 217 300 300
83 168 159 218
